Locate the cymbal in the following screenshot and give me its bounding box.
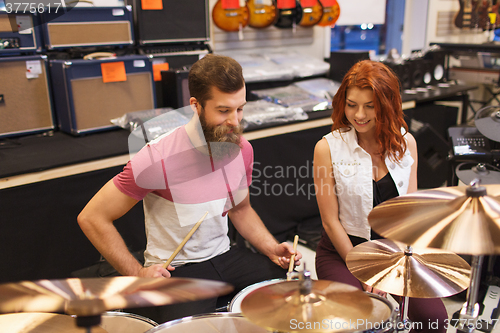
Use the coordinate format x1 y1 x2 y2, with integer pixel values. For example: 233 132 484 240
475 105 500 142
241 279 376 333
368 184 500 255
456 163 500 185
0 312 107 333
346 239 470 298
0 276 233 316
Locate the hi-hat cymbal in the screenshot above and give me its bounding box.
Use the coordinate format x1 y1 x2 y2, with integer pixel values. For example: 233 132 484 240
0 276 233 316
368 184 500 255
475 105 500 142
346 239 470 298
0 312 107 333
241 280 376 333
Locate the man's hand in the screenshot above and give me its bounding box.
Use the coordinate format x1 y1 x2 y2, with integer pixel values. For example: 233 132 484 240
137 264 175 278
273 242 302 269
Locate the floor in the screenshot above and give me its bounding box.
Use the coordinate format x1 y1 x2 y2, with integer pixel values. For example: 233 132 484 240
294 244 500 333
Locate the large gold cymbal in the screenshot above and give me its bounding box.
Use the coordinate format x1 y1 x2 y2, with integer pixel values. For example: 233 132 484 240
241 280 376 333
0 276 233 316
346 239 471 298
0 313 107 333
368 184 500 255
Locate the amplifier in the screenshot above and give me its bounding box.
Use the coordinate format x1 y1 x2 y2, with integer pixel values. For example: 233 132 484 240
40 7 134 50
423 49 447 85
161 69 190 109
329 50 370 82
384 61 411 90
49 55 155 135
140 45 209 107
128 0 209 45
0 55 54 138
0 13 43 54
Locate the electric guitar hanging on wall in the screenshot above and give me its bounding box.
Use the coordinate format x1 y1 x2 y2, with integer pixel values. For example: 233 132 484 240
454 0 477 29
274 0 303 29
317 0 340 27
212 0 250 32
298 0 323 27
247 0 277 29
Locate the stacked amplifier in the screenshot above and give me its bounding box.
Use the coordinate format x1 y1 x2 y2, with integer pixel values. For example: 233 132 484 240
128 0 211 108
382 49 447 90
0 0 211 137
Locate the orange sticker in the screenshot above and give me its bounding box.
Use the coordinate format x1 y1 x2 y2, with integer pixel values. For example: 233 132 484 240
153 62 170 82
141 0 163 10
277 0 296 9
222 0 240 9
301 0 317 7
320 0 335 6
101 62 127 83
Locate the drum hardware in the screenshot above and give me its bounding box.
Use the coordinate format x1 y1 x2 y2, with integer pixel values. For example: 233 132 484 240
456 162 500 185
240 268 378 332
0 276 233 332
346 238 471 332
475 105 500 143
368 182 500 333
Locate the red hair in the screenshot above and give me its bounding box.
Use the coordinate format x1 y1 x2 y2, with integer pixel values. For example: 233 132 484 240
330 60 408 162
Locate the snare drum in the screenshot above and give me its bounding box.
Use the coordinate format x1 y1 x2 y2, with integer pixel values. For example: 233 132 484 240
100 311 158 333
144 312 271 332
228 278 287 312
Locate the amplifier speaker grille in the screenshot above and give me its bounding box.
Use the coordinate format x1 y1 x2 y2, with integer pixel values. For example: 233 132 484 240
46 21 132 48
70 72 154 131
0 59 53 137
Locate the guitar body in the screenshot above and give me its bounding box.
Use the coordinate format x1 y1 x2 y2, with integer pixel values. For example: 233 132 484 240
454 0 473 28
247 0 277 29
299 0 323 27
317 0 340 27
212 0 250 32
476 0 491 29
274 0 303 28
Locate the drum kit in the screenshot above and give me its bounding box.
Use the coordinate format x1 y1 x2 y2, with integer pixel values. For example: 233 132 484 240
1 179 498 333
0 185 499 332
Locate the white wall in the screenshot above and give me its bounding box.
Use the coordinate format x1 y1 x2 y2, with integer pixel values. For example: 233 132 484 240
403 0 491 56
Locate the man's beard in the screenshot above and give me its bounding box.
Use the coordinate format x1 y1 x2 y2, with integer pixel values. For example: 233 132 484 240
199 111 244 160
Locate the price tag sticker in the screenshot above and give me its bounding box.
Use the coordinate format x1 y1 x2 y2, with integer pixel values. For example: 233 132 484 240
26 60 42 79
101 62 127 83
153 62 170 82
141 0 163 10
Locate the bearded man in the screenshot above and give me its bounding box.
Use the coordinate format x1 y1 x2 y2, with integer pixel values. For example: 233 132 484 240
77 54 301 322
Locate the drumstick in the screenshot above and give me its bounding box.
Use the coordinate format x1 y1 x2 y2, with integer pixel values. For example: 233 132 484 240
162 211 209 269
287 235 299 280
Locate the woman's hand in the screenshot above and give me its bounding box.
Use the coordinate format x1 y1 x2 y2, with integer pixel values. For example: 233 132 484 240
362 282 387 297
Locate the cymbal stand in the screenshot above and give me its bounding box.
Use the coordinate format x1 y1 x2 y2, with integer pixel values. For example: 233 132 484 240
457 255 484 333
75 315 102 333
395 245 412 333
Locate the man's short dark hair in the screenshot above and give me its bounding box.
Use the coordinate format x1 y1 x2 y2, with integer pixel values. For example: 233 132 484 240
188 54 245 108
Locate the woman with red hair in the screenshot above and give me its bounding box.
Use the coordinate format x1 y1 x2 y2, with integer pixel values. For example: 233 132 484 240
313 60 447 332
